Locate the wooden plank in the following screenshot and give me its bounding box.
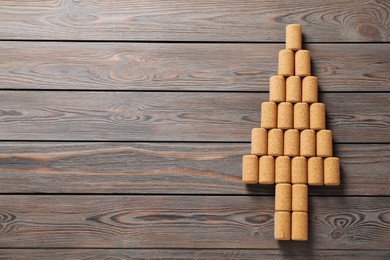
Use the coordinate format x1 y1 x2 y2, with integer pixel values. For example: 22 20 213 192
0 143 388 196
0 196 388 249
0 249 388 260
0 0 389 41
0 42 388 91
0 92 388 142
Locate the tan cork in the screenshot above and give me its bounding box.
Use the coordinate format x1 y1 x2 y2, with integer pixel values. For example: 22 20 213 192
294 102 309 130
242 155 259 184
324 157 340 186
268 129 284 156
317 130 333 157
275 183 292 211
275 156 291 183
274 211 291 240
278 50 294 77
261 102 277 129
302 76 318 103
295 50 311 77
286 24 302 51
269 75 286 102
286 76 302 103
308 157 324 186
300 129 316 157
292 184 308 212
310 103 326 130
284 129 300 157
277 102 293 129
292 212 308 241
259 156 275 184
251 128 268 156
291 156 307 184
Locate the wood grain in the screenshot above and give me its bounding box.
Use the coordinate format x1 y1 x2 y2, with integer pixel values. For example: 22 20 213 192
0 42 388 91
0 249 388 260
0 142 388 195
0 91 388 142
0 196 388 249
0 0 389 41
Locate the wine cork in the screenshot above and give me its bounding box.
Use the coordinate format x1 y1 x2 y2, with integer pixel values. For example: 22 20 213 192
259 156 275 184
292 184 308 212
302 76 318 103
278 50 294 77
300 129 316 157
291 156 307 184
310 103 326 130
286 24 302 51
277 102 293 129
295 50 311 77
294 102 309 130
268 129 284 156
284 129 300 157
324 157 340 186
275 183 292 211
292 212 308 241
251 128 268 156
317 130 333 157
308 157 324 186
269 75 286 102
274 211 291 240
242 155 259 184
286 76 301 103
261 102 277 129
275 156 291 183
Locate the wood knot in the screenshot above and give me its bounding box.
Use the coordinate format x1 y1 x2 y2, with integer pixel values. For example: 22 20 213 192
356 23 382 41
0 212 16 223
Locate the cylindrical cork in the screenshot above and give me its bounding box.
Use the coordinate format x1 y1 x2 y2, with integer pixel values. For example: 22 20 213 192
274 211 291 240
300 129 316 157
286 76 301 103
317 130 333 157
295 50 311 77
268 129 284 156
292 184 308 212
242 155 259 184
275 183 292 211
277 102 293 129
324 157 340 186
294 102 309 130
292 212 308 241
275 156 291 183
286 24 302 51
278 50 294 77
291 156 307 184
251 128 268 156
310 103 326 130
302 76 318 103
284 129 300 157
308 157 324 186
269 75 286 102
261 102 277 129
259 156 275 184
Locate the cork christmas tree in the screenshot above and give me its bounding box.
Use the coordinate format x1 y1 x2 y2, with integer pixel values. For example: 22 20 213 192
242 24 340 241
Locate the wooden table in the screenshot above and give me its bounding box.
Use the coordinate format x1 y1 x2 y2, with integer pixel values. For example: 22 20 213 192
0 1 389 259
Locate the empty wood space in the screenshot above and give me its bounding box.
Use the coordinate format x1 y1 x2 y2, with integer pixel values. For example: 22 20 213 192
0 0 389 258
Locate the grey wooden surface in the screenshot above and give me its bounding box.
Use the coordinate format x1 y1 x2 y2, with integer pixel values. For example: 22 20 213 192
0 0 389 259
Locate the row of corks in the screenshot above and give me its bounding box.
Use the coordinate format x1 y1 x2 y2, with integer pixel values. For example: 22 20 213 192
252 127 333 157
242 155 340 186
269 75 318 104
261 101 326 130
